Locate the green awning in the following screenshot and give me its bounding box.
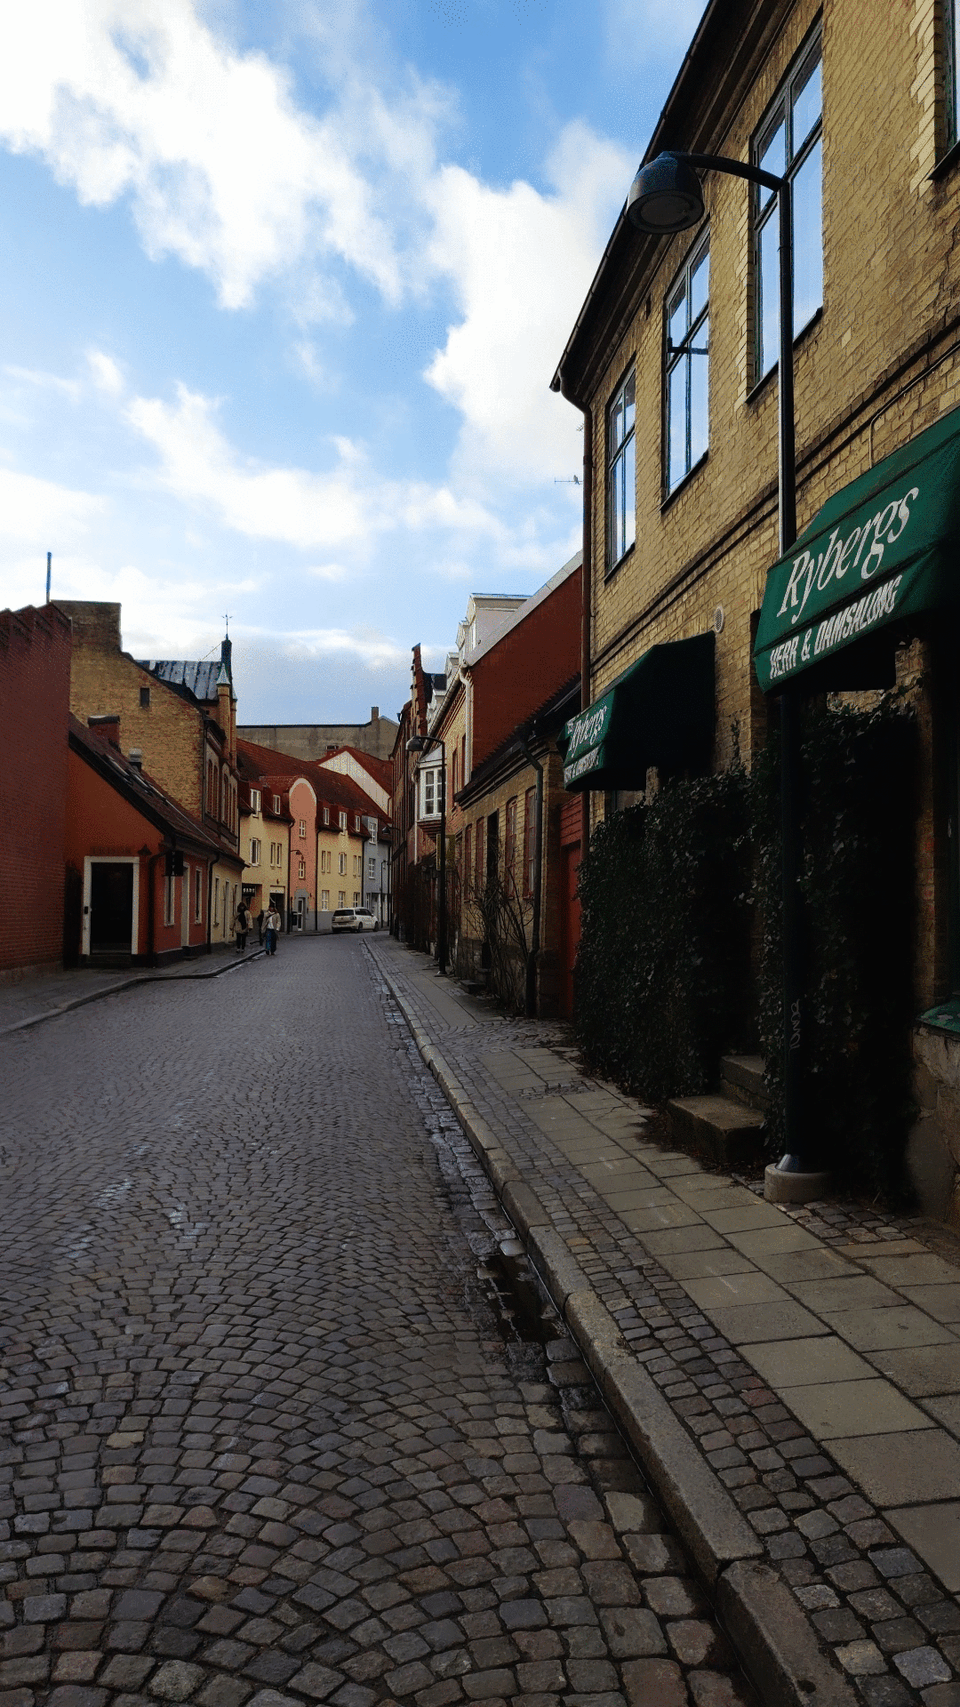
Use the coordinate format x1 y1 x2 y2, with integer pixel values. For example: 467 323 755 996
559 633 714 792
754 405 960 692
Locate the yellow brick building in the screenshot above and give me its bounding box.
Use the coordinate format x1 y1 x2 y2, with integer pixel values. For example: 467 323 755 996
553 0 960 1217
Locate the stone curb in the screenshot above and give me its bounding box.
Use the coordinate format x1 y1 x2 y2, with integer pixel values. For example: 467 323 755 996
379 958 856 1707
0 950 266 1038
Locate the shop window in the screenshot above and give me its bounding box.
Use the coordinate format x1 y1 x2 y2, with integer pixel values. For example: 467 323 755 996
753 28 822 381
665 232 709 492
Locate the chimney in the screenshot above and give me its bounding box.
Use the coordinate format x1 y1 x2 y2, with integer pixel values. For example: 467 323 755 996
88 713 121 749
129 749 143 770
371 705 379 720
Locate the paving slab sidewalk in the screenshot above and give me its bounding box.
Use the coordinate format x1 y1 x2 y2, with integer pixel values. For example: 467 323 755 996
371 935 960 1707
0 941 265 1034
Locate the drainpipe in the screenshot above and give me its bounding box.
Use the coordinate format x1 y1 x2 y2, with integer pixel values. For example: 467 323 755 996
552 374 592 854
521 740 544 1018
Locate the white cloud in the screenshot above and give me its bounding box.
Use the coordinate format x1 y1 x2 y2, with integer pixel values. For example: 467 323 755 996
124 378 512 554
0 465 104 544
0 0 429 309
87 349 125 395
424 120 635 484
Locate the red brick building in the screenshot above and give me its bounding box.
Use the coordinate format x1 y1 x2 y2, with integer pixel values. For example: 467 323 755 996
0 604 73 977
66 716 220 966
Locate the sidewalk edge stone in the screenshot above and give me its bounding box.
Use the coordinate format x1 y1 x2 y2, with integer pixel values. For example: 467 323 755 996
717 1560 859 1707
0 952 265 1037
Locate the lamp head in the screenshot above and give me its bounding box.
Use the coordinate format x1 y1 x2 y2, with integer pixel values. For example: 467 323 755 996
626 152 705 234
405 736 426 755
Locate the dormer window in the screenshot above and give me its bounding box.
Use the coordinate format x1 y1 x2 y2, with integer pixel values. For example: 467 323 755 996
250 789 260 813
339 810 347 830
273 794 281 814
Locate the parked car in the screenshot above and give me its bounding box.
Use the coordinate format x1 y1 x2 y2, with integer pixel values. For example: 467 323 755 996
331 907 379 933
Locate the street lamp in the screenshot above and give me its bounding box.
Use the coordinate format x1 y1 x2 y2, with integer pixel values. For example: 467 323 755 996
406 734 448 976
627 151 825 1202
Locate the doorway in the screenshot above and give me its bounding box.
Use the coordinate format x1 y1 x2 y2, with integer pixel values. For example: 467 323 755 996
85 859 137 959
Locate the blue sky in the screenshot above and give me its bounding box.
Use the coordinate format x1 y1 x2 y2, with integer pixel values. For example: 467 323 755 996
0 0 704 724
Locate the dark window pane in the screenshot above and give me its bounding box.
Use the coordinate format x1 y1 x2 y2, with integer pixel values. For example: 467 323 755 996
793 137 823 331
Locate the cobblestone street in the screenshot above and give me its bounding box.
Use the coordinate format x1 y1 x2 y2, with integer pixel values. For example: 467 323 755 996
1 938 755 1707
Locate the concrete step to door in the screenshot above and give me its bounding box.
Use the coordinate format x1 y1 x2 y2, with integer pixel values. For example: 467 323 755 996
719 1053 769 1113
667 1092 766 1168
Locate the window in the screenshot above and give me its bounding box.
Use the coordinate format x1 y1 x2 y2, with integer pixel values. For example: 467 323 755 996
250 789 260 813
323 806 330 825
475 818 483 889
754 30 822 381
140 686 150 708
465 824 472 889
207 760 217 814
299 819 306 839
524 787 537 897
321 890 330 910
339 853 347 875
273 795 281 813
505 797 517 888
298 857 306 881
665 233 709 492
164 871 175 926
606 366 636 572
338 890 346 907
353 891 360 905
421 768 440 818
354 814 361 832
368 856 376 878
250 838 261 865
214 877 220 925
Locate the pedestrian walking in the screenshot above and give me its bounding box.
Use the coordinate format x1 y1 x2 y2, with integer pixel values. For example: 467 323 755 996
265 904 281 956
234 900 250 953
256 908 265 946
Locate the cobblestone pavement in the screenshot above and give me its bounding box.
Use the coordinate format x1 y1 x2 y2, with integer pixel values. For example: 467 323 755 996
370 939 960 1707
1 936 758 1707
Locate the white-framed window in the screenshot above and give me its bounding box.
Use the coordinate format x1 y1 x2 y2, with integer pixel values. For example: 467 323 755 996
250 838 261 865
368 856 376 878
338 890 346 907
250 788 260 813
339 810 347 830
339 852 347 875
299 819 306 839
606 365 636 573
321 889 330 910
353 891 360 905
323 806 330 825
273 795 281 813
298 857 306 880
420 767 441 818
354 814 361 832
753 27 822 382
665 231 709 493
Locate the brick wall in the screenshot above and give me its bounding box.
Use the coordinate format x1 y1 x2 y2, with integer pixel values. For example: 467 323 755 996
57 601 205 817
0 605 72 975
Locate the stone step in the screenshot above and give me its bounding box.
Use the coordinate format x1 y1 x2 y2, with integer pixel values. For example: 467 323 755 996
667 1093 766 1169
719 1053 769 1113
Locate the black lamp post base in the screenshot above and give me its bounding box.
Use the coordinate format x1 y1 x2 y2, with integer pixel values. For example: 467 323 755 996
764 1161 831 1204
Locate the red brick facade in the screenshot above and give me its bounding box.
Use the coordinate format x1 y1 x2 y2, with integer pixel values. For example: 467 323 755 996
0 605 72 976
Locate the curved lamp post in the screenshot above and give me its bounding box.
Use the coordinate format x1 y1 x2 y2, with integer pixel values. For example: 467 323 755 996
406 734 448 976
627 151 825 1201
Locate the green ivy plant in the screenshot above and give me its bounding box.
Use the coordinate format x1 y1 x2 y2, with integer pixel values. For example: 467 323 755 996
575 695 917 1205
